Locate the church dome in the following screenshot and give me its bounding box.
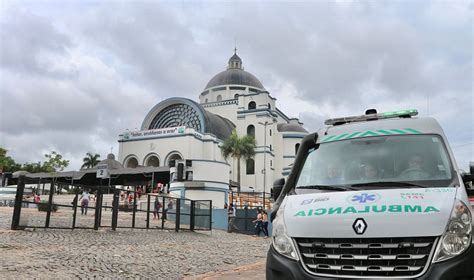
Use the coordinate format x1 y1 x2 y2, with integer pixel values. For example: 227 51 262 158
205 69 265 90
204 52 265 90
96 154 123 170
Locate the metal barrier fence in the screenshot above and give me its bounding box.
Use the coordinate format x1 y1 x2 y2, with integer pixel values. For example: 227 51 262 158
11 176 212 232
234 207 259 235
229 191 273 209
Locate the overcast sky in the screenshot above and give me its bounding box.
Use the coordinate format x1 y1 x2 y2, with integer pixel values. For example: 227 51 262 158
0 0 472 171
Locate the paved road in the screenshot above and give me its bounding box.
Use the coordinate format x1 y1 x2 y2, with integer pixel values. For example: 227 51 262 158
0 207 269 279
186 260 266 280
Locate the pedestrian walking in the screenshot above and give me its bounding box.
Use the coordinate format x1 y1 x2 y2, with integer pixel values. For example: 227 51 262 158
262 210 269 238
71 195 78 207
227 203 238 233
164 199 173 220
80 190 90 215
162 200 167 220
128 192 133 205
154 197 161 219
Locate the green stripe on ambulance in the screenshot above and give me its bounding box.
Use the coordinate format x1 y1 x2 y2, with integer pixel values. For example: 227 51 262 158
321 128 422 143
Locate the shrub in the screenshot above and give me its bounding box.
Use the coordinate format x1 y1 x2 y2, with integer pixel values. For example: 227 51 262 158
37 201 58 212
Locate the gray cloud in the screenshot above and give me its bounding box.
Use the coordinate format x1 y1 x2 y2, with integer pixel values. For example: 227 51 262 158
77 3 212 98
0 9 73 77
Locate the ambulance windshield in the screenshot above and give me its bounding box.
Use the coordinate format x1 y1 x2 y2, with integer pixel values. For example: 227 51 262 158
295 135 454 190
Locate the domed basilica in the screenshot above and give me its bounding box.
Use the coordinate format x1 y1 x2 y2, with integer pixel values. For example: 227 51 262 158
118 51 307 207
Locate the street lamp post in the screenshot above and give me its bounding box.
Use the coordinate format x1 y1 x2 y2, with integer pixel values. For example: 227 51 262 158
258 121 269 209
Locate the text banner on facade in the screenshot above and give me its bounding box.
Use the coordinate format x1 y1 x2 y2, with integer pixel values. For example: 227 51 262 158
122 126 186 141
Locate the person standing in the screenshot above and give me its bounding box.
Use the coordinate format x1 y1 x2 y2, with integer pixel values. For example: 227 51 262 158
71 195 78 207
80 190 90 215
137 186 142 200
228 203 238 233
262 210 269 238
153 197 161 219
166 199 174 219
128 192 133 205
253 209 263 237
162 198 168 221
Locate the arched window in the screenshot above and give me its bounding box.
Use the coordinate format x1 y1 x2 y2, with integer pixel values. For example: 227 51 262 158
205 98 208 103
146 156 160 167
270 144 272 151
268 103 271 109
246 159 255 175
295 143 300 155
234 94 239 99
217 95 222 101
270 160 272 167
167 153 182 166
248 101 256 110
126 158 139 168
247 125 255 138
148 103 202 131
269 129 272 136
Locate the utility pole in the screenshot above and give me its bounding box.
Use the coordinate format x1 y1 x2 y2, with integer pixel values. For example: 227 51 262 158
258 121 269 209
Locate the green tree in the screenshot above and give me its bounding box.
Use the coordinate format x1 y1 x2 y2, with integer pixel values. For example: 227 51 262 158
22 162 47 173
42 151 69 173
0 147 21 172
220 129 256 191
81 152 101 169
0 148 69 174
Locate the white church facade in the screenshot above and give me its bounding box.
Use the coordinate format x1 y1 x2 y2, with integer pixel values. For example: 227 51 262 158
117 52 307 207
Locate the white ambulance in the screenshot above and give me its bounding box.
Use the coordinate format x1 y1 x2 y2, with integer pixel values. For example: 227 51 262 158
267 109 473 280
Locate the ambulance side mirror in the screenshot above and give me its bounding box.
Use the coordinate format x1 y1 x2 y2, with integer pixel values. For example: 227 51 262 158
461 162 474 184
272 178 285 200
466 188 474 197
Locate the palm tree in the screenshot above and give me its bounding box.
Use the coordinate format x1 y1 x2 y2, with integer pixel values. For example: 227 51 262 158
81 153 101 169
220 129 256 192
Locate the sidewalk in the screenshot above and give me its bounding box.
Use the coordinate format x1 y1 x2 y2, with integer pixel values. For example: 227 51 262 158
184 259 266 280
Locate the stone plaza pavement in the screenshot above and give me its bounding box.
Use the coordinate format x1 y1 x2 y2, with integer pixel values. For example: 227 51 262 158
0 207 269 279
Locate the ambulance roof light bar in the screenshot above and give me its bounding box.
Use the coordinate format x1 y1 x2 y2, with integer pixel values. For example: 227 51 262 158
324 109 418 126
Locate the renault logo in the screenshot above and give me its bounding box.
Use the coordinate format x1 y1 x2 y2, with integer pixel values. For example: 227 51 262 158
353 218 367 235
